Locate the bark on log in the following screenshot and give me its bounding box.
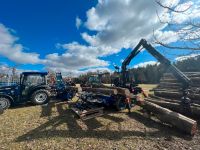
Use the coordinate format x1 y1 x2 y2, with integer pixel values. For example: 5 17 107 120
102 86 131 97
145 98 200 116
154 90 200 101
113 87 130 97
149 94 181 103
160 82 182 86
138 101 197 135
81 87 118 95
164 72 200 78
160 78 200 83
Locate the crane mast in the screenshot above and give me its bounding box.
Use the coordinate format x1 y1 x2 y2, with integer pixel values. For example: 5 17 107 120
122 39 191 88
121 39 192 113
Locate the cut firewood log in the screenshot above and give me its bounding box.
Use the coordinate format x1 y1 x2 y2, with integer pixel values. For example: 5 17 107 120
137 101 197 135
81 87 131 97
112 87 130 97
81 87 118 95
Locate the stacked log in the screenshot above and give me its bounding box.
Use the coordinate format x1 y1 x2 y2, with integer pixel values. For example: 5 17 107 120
82 87 118 95
81 86 131 97
145 97 200 116
153 72 200 104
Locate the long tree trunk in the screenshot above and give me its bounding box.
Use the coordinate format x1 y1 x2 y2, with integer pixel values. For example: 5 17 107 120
81 87 118 95
145 98 200 116
138 101 197 135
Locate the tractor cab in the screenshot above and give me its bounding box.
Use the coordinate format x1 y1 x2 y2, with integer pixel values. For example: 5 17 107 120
88 75 101 84
19 72 48 97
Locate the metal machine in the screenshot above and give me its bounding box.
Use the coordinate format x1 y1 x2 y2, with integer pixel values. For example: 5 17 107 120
81 73 108 87
54 72 76 100
121 39 193 112
73 39 194 119
0 72 51 110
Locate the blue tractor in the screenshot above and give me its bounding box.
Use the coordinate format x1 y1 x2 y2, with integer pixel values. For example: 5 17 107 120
0 72 51 110
53 72 76 100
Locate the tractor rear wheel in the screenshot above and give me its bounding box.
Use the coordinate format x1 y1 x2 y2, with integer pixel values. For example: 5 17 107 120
31 89 50 105
0 97 11 110
115 95 126 111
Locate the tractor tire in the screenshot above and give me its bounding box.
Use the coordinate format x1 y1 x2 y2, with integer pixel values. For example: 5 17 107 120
0 97 11 110
115 95 126 111
31 89 50 105
0 105 3 114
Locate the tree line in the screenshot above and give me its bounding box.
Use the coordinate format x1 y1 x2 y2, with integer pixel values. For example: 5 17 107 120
76 55 200 84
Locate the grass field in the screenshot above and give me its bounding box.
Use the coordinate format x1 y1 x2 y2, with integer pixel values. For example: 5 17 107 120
0 84 199 150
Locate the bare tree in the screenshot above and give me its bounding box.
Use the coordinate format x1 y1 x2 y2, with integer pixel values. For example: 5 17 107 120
155 0 200 50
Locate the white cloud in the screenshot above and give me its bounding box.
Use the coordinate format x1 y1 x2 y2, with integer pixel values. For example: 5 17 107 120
45 66 111 77
154 30 179 44
133 61 158 68
44 42 109 71
83 0 200 51
0 64 39 75
75 16 82 29
175 53 200 61
0 23 110 75
84 0 166 50
0 24 42 64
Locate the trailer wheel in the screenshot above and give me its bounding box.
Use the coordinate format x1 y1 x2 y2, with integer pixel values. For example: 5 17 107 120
31 89 50 105
115 95 126 111
0 97 11 110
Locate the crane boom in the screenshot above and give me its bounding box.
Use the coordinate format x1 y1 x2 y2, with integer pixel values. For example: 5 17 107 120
122 39 191 89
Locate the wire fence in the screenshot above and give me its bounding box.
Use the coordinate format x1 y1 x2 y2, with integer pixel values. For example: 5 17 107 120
0 77 20 87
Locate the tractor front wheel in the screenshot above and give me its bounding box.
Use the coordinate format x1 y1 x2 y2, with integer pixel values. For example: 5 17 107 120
115 95 127 111
31 89 50 105
0 97 11 110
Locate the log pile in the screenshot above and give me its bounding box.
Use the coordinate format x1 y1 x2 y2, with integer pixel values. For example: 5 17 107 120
82 87 118 95
145 97 200 116
81 87 130 97
153 72 200 104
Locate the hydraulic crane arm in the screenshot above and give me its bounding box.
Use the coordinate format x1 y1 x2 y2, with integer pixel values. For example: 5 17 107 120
122 39 191 88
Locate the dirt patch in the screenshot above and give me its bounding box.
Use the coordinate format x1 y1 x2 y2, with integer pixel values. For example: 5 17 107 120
0 100 199 150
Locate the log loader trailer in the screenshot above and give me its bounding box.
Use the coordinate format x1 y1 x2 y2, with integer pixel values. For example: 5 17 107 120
120 39 194 113
74 39 195 119
72 39 198 134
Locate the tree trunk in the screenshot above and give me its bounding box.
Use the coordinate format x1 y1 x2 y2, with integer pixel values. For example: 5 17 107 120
145 98 200 116
138 101 197 135
81 87 118 95
111 87 130 97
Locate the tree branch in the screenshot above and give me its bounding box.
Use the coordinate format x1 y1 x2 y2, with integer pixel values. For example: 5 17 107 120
156 0 191 13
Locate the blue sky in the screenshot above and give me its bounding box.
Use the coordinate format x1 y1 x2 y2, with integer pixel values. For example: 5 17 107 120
0 0 199 76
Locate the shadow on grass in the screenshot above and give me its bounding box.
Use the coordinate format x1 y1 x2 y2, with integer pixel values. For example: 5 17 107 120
15 103 197 142
10 102 35 109
128 111 197 141
10 99 64 110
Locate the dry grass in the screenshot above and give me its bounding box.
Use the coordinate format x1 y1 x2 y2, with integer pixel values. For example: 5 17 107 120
0 84 199 150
